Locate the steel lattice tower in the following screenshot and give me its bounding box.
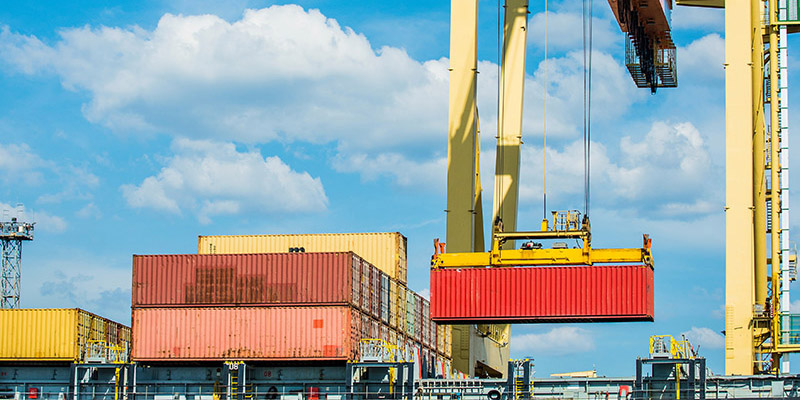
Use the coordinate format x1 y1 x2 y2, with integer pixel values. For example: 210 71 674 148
0 217 34 309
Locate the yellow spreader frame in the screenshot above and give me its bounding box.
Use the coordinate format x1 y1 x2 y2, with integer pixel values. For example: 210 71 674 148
432 211 653 269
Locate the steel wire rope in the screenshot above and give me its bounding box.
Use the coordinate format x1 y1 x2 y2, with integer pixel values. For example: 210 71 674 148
543 0 549 220
582 0 594 218
495 0 504 231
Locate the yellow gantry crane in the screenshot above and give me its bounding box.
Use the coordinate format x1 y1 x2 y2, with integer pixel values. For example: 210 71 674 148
668 0 800 375
606 0 800 374
443 0 653 377
447 0 800 377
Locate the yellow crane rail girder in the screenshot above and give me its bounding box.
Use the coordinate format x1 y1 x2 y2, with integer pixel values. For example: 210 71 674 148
432 244 653 269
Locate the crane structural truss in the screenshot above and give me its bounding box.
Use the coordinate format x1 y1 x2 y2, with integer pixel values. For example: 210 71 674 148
0 218 34 309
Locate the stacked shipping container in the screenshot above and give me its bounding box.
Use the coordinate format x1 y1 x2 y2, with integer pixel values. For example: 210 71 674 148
132 250 451 375
196 233 452 365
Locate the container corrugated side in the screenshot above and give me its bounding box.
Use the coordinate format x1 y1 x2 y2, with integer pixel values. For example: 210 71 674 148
0 309 130 362
132 306 361 361
198 232 408 284
388 280 398 329
405 290 415 337
360 259 370 312
380 273 390 324
133 252 363 307
430 265 655 323
396 286 407 333
370 268 380 318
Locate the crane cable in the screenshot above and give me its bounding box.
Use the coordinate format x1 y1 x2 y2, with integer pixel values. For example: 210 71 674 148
543 0 548 220
582 0 593 217
496 0 503 228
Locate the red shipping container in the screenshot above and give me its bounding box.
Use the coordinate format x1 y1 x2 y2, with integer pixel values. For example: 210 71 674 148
430 265 654 323
133 252 377 308
132 306 362 361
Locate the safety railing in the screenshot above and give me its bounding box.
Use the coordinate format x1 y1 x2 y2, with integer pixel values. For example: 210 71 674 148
359 339 400 362
649 335 695 359
85 340 129 364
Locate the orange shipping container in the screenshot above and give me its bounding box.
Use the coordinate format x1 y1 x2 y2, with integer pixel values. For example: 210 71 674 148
132 306 362 361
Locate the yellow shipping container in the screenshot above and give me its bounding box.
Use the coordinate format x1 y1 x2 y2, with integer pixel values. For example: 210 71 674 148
0 309 131 362
198 232 408 284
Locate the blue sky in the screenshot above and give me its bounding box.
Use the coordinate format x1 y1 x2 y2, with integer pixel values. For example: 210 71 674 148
0 0 794 376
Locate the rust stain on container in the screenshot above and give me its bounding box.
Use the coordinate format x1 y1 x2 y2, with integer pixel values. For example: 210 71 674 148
430 265 654 323
132 306 362 361
133 252 374 308
197 232 408 284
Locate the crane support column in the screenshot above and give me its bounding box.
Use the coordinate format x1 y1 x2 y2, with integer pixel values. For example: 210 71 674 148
725 0 757 375
486 0 530 375
447 0 501 378
446 0 481 255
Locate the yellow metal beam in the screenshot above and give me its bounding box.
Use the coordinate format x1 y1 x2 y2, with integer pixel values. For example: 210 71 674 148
446 0 481 379
724 0 757 375
446 0 481 255
433 247 651 268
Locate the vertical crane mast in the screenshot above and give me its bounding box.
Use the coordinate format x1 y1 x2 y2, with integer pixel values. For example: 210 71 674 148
446 0 507 378
446 0 482 256
491 0 530 368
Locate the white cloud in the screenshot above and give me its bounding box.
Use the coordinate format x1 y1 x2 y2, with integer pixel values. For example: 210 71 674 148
121 138 328 223
0 6 449 153
333 153 446 190
417 288 430 300
512 327 595 355
30 259 132 324
0 142 46 184
0 5 644 190
681 326 724 350
671 6 724 31
76 202 102 219
0 202 67 233
0 142 100 203
678 34 724 82
511 121 718 218
518 50 643 139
